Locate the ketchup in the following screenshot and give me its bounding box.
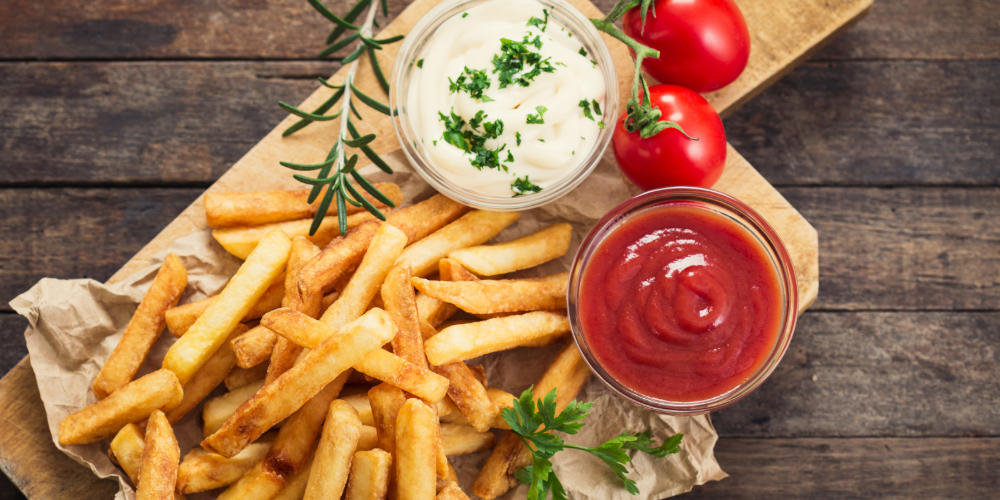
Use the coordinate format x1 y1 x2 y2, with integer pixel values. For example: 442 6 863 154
579 203 783 402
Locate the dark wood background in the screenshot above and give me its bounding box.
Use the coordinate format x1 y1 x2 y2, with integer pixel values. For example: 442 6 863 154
1 0 998 498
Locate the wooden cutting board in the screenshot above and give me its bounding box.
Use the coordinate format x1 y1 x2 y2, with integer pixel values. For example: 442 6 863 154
0 0 870 497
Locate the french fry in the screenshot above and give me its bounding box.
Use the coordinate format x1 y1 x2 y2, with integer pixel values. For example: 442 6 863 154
321 222 408 330
341 393 375 426
93 253 187 399
136 410 179 500
436 482 471 500
411 274 568 315
271 450 316 500
224 361 269 391
109 424 186 500
304 400 362 500
424 310 571 366
165 274 284 338
416 291 458 329
231 325 278 369
436 463 460 494
215 458 283 500
369 383 406 456
164 230 291 384
440 387 514 430
213 210 386 260
447 223 572 276
387 194 470 244
383 260 428 369
396 398 438 500
431 362 497 432
176 433 275 494
299 221 381 317
345 448 392 500
59 369 183 445
396 211 521 277
472 344 592 499
203 309 396 457
440 424 497 456
267 236 322 384
467 364 487 387
202 379 264 437
262 308 449 403
205 183 402 228
357 425 379 451
165 324 249 424
438 258 480 282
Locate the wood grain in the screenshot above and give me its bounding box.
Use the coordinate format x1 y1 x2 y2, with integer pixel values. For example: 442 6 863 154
713 312 1000 437
0 317 29 379
727 61 1000 187
688 437 1000 499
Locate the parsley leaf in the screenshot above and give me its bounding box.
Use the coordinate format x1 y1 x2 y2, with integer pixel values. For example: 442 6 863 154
438 110 467 150
505 150 515 162
592 99 602 116
492 37 555 89
516 131 522 146
482 95 495 102
461 12 468 17
437 109 507 173
448 66 491 99
511 176 543 197
527 8 549 32
579 99 595 121
579 46 588 57
417 58 424 68
526 105 547 124
502 386 684 498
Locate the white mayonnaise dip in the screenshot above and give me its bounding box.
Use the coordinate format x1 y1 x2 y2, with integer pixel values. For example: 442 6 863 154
405 0 606 197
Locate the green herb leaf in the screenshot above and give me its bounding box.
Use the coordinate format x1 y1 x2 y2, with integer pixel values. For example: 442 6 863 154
511 176 543 197
462 12 469 17
350 80 391 115
308 0 361 30
319 32 361 59
481 95 495 102
527 9 549 32
516 131 522 146
579 46 588 57
526 105 547 124
592 99 602 115
578 99 595 121
325 0 369 45
417 58 424 68
449 67 491 99
492 37 555 89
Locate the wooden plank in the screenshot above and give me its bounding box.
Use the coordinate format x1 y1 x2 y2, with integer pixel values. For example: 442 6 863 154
0 62 338 185
686 437 1000 499
0 316 29 377
784 187 1000 311
726 61 1000 187
0 188 200 312
0 359 118 500
817 0 1000 61
713 312 1000 437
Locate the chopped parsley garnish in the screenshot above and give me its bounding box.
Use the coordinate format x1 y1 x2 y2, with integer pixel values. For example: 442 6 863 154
417 59 424 68
512 176 543 197
438 109 508 172
516 131 522 146
539 138 546 143
449 67 491 99
526 105 547 124
599 121 605 129
579 99 595 121
462 12 468 18
492 36 556 89
482 95 495 102
527 9 549 32
579 47 588 57
592 99 602 116
505 150 515 162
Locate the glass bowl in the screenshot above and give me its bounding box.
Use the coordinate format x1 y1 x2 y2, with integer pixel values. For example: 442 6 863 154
567 187 799 415
389 0 619 211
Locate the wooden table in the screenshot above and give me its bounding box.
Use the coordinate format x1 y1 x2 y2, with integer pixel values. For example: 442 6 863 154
1 0 998 498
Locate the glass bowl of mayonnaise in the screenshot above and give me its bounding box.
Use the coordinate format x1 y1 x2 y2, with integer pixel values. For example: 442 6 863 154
390 0 618 210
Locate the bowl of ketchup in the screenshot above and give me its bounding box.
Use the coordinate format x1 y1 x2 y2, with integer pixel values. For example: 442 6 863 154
569 187 798 415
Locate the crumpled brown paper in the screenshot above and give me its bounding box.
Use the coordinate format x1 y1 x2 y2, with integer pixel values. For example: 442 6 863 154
11 149 725 500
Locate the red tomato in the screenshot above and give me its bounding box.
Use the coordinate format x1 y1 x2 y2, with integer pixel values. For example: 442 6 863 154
612 85 726 190
623 0 751 93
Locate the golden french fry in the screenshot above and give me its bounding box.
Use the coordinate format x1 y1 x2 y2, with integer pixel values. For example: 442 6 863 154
435 424 449 480
272 450 316 500
283 237 323 312
396 211 521 277
387 194 470 245
425 310 571 366
467 364 487 387
213 210 386 260
176 433 275 494
436 320 474 331
383 260 428 369
416 291 458 329
447 223 572 276
436 482 471 500
261 308 449 403
164 230 291 384
411 274 567 315
203 309 396 457
369 383 406 456
215 458 283 500
396 398 438 500
439 387 513 430
473 344 592 499
231 325 278 369
304 400 362 500
321 223 408 330
299 221 381 316
357 425 378 451
438 258 479 282
345 448 392 500
109 423 146 484
93 254 187 399
441 423 496 457
59 369 183 445
166 324 249 424
205 183 402 228
203 379 264 437
136 410 179 500
431 362 497 433
266 336 304 386
165 274 284 338
436 463 460 494
341 393 375 426
224 361 269 391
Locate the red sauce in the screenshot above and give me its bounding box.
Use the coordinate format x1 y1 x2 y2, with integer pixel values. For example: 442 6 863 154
579 203 783 402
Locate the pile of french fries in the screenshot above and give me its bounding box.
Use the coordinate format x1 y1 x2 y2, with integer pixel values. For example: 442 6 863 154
57 183 592 500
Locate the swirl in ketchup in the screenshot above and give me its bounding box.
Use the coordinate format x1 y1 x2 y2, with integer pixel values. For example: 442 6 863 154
579 203 783 402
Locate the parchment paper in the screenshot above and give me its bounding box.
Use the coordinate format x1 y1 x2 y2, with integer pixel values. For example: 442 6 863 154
11 149 726 499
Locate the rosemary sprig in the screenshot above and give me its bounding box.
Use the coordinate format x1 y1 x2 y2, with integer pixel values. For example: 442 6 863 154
277 0 404 236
